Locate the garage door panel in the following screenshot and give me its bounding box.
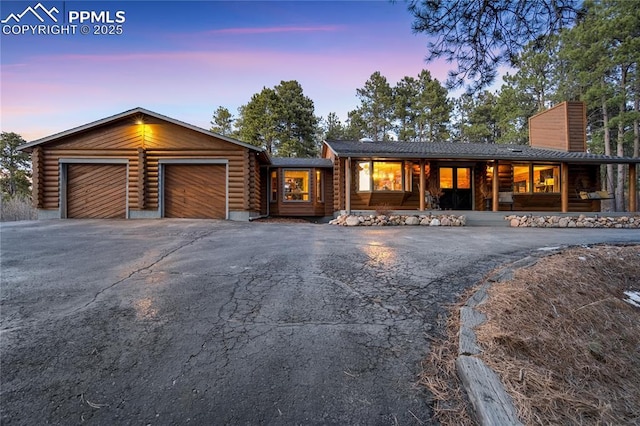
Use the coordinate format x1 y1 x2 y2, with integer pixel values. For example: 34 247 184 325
67 164 126 219
164 164 225 219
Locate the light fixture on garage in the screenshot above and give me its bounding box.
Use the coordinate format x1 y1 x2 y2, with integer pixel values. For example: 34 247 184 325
135 115 146 148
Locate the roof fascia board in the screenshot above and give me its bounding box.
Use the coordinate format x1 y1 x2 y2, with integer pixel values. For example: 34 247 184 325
18 107 266 155
328 152 639 164
322 141 339 158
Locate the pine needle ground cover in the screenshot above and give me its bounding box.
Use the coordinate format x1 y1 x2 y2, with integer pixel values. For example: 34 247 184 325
422 244 640 425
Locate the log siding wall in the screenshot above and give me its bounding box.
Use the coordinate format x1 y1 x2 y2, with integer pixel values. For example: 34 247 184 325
268 167 333 217
249 153 261 213
31 147 44 208
331 155 344 212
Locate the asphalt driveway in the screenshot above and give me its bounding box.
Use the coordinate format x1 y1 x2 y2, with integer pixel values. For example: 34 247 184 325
2 220 639 425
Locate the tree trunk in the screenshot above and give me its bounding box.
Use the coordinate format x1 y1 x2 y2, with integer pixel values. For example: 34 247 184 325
633 68 639 211
616 66 628 212
634 69 639 158
602 95 615 211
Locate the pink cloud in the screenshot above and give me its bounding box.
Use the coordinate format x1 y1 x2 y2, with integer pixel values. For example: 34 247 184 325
1 46 454 139
205 25 342 35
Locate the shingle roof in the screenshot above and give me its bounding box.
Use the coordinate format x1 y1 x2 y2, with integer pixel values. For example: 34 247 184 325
270 157 333 168
324 140 640 164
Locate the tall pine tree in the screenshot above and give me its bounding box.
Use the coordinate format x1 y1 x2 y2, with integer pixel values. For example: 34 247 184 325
236 81 319 157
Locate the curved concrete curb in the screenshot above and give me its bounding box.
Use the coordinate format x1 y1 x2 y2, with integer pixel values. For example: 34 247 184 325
456 250 557 425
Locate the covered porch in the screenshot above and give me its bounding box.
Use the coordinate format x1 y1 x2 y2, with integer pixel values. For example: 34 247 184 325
323 141 639 215
486 160 637 213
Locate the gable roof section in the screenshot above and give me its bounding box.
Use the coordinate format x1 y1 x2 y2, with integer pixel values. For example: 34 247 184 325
270 157 333 168
324 140 640 164
18 107 269 159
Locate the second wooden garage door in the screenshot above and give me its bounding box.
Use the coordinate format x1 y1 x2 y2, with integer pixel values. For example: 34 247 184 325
164 164 226 219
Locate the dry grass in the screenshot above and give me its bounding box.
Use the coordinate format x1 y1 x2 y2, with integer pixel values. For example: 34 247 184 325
374 203 393 216
0 195 36 221
419 303 475 425
421 244 640 426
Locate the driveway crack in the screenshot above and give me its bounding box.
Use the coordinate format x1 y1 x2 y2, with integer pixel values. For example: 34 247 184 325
72 229 216 314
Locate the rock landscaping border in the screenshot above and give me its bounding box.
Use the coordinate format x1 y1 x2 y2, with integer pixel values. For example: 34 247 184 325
506 214 640 228
329 213 466 226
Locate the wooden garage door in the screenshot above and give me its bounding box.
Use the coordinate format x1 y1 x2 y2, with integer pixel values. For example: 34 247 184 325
67 164 127 219
164 164 226 219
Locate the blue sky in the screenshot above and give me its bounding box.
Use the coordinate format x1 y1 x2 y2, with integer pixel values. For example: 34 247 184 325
1 1 456 141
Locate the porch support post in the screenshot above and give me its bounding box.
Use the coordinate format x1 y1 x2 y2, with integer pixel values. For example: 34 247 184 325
492 160 499 212
629 163 637 212
345 157 351 214
561 162 569 213
419 160 426 211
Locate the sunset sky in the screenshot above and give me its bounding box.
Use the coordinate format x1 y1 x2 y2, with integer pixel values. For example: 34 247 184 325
1 1 455 141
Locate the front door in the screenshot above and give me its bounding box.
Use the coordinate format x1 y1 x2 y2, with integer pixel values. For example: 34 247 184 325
439 167 472 210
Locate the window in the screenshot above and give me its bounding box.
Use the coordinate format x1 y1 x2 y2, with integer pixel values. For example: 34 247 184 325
439 167 471 189
457 168 471 189
357 161 408 192
373 162 403 191
533 165 559 192
357 161 371 191
513 164 560 193
316 170 323 203
513 165 529 192
270 171 277 202
283 169 310 201
439 167 454 189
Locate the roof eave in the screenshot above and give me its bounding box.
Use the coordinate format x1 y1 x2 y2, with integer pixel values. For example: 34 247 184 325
17 107 266 154
329 151 640 164
322 141 339 158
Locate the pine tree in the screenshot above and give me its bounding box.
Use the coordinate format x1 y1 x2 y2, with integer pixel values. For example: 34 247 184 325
236 81 319 157
0 132 31 197
210 106 234 136
350 72 394 141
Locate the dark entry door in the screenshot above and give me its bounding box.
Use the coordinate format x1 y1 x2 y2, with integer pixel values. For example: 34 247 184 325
439 167 472 210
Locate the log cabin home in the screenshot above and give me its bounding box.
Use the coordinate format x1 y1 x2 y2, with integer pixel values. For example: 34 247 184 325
322 102 638 215
19 102 639 220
